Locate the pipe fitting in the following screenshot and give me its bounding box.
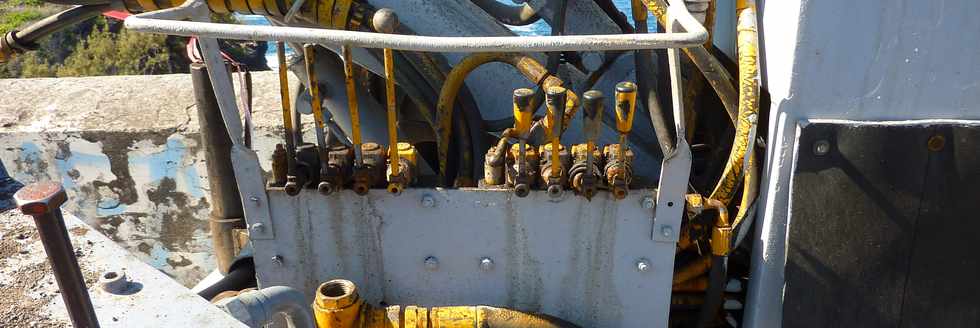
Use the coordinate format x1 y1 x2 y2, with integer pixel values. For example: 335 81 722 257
217 286 315 328
569 143 602 200
321 145 354 195
603 144 634 200
506 143 539 197
352 143 386 195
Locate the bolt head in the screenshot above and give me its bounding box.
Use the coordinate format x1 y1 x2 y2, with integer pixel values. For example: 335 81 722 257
813 140 831 156
661 225 673 238
641 196 656 209
420 195 436 208
423 256 439 270
636 259 651 272
479 257 494 271
14 181 67 215
250 223 265 232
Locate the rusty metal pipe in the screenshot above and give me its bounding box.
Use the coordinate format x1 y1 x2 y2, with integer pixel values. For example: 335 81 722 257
191 63 245 274
313 279 578 328
15 182 100 328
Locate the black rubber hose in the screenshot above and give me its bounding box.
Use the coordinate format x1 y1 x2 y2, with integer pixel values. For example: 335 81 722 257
631 3 676 155
14 4 109 46
695 255 726 328
197 258 257 301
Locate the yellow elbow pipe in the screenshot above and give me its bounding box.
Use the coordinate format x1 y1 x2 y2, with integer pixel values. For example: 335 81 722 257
708 0 760 206
313 279 579 328
435 53 577 186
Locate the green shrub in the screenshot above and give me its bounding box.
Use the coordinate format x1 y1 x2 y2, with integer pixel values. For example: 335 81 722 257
55 23 177 77
0 10 43 34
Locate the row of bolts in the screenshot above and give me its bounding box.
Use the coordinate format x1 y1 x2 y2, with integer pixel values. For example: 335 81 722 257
271 9 639 200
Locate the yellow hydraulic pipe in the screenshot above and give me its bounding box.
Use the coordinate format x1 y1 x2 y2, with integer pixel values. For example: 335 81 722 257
341 45 364 166
313 279 578 328
641 0 738 123
708 0 760 205
372 8 404 194
124 0 354 30
436 52 577 186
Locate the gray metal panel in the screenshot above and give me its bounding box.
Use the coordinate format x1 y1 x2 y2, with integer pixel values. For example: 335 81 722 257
253 189 674 328
748 0 980 325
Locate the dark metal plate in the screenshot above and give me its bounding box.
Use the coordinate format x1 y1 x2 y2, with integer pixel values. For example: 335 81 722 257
783 122 980 327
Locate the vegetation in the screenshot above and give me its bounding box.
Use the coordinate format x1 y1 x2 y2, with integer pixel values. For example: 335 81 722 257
0 4 267 78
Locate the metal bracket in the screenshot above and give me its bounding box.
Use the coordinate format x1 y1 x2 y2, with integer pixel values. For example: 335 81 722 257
652 10 695 243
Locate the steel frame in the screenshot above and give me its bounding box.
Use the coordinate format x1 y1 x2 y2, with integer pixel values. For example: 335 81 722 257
120 1 703 326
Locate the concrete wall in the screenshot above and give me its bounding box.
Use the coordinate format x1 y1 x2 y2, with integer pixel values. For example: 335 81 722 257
0 72 299 286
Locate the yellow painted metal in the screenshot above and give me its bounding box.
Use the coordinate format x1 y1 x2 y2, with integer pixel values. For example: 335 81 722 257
317 0 336 27
247 0 267 15
227 0 252 14
641 0 738 122
383 47 401 186
396 142 417 165
136 0 159 12
545 86 567 179
313 279 578 328
341 45 363 164
674 255 712 286
704 198 731 256
205 0 229 14
614 82 637 168
435 53 577 186
708 0 760 205
512 89 535 137
331 0 353 29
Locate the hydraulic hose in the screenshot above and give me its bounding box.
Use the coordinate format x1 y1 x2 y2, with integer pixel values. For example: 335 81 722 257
695 255 727 328
631 0 675 155
313 279 579 328
642 0 738 123
197 258 257 301
708 0 760 205
470 0 541 26
1 4 109 62
436 52 577 186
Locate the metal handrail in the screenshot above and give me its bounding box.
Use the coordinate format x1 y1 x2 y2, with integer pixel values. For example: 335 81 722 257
124 0 707 53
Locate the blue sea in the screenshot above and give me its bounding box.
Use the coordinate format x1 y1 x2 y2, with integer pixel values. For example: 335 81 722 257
238 1 648 68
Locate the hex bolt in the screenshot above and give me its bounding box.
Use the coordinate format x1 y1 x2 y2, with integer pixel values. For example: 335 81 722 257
14 181 100 328
641 196 656 209
813 140 830 156
420 195 436 208
636 258 651 272
99 270 132 295
424 256 439 271
271 255 284 266
479 257 494 271
661 225 673 238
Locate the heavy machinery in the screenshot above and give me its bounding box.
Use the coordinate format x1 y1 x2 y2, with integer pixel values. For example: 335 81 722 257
5 0 980 327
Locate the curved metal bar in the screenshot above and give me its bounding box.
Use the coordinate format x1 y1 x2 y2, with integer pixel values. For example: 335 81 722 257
124 0 707 52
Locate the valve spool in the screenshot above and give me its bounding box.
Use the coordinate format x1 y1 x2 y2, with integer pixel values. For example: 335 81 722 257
538 143 571 197
569 144 603 200
603 144 635 200
351 142 387 195
506 143 539 197
320 145 354 195
386 142 418 195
